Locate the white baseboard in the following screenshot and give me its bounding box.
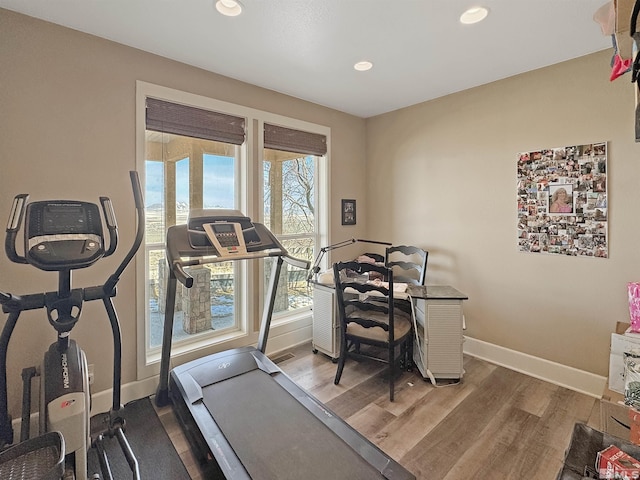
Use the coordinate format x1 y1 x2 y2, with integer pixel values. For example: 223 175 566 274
90 376 159 416
95 333 606 417
264 323 312 357
463 336 606 398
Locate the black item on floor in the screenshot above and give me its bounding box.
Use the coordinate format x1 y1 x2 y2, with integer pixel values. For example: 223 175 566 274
88 397 189 480
557 423 640 479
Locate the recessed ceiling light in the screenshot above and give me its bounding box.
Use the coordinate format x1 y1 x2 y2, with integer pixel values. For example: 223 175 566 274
354 61 373 72
460 6 489 25
216 0 243 17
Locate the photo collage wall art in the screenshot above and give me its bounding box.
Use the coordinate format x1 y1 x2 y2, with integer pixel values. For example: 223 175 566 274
517 142 607 258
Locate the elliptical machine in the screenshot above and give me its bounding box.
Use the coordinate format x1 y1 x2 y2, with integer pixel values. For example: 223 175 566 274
0 171 144 480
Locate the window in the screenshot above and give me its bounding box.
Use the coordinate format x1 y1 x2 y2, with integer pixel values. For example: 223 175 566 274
136 82 329 379
144 142 241 350
263 124 327 320
144 96 246 357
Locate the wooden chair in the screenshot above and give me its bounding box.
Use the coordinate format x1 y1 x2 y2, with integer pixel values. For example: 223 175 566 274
332 261 412 401
385 245 428 286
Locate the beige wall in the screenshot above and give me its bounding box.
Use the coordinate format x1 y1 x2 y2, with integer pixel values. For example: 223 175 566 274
0 9 367 416
366 49 640 377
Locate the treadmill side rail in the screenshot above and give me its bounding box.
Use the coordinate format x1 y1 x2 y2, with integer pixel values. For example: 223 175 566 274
179 373 203 405
169 371 252 480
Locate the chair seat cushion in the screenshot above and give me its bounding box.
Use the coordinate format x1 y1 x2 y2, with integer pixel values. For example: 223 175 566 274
346 308 412 342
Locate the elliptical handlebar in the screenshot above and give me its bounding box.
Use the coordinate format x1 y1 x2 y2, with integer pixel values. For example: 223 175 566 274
100 196 118 258
103 171 145 295
0 292 15 308
4 194 28 265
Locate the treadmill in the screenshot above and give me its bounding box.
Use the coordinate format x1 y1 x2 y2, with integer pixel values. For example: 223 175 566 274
155 209 415 480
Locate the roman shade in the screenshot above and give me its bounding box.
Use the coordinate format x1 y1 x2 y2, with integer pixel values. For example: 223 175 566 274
145 97 246 145
264 123 327 156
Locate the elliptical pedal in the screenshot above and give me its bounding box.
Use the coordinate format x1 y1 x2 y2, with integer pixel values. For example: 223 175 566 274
0 431 65 480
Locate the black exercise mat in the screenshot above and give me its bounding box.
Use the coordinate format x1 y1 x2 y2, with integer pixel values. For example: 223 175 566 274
87 396 190 479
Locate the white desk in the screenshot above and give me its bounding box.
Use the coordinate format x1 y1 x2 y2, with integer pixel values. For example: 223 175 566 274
310 282 468 379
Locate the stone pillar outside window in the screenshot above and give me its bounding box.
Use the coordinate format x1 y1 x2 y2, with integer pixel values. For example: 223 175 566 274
181 266 212 334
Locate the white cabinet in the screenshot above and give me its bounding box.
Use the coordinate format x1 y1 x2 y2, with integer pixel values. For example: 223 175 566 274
311 283 339 360
410 286 467 382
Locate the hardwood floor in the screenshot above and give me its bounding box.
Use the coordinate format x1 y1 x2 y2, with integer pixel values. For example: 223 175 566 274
154 342 601 479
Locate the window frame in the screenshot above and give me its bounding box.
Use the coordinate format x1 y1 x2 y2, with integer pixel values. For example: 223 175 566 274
135 82 330 380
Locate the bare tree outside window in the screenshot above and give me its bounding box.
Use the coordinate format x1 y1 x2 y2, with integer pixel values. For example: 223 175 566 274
264 153 316 315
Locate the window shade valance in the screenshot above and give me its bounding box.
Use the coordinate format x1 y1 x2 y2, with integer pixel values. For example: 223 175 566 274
264 123 327 156
145 97 246 145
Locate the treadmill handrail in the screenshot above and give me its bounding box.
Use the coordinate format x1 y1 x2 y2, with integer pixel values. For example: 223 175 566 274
164 223 309 288
282 254 309 271
170 251 309 289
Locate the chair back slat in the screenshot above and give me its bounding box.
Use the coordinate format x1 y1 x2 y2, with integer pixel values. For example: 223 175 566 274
385 245 428 286
344 299 389 315
333 261 394 330
342 281 388 296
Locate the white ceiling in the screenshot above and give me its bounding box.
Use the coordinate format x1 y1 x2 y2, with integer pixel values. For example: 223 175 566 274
1 0 613 118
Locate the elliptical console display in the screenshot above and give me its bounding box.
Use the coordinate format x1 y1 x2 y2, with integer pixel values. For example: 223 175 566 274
24 201 106 270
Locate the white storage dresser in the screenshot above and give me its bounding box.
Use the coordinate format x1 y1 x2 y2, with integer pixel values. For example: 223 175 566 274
311 282 340 360
407 285 468 381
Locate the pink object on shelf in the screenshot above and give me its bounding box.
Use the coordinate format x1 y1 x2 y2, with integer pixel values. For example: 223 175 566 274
629 282 640 332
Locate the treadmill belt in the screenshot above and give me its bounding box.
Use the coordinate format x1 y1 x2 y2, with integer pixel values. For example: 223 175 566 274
202 369 386 480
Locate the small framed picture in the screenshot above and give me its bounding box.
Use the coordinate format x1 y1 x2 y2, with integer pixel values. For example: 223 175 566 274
341 199 356 225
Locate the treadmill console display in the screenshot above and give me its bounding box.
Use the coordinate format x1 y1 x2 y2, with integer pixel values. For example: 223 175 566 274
203 222 247 257
186 209 269 254
24 201 105 270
